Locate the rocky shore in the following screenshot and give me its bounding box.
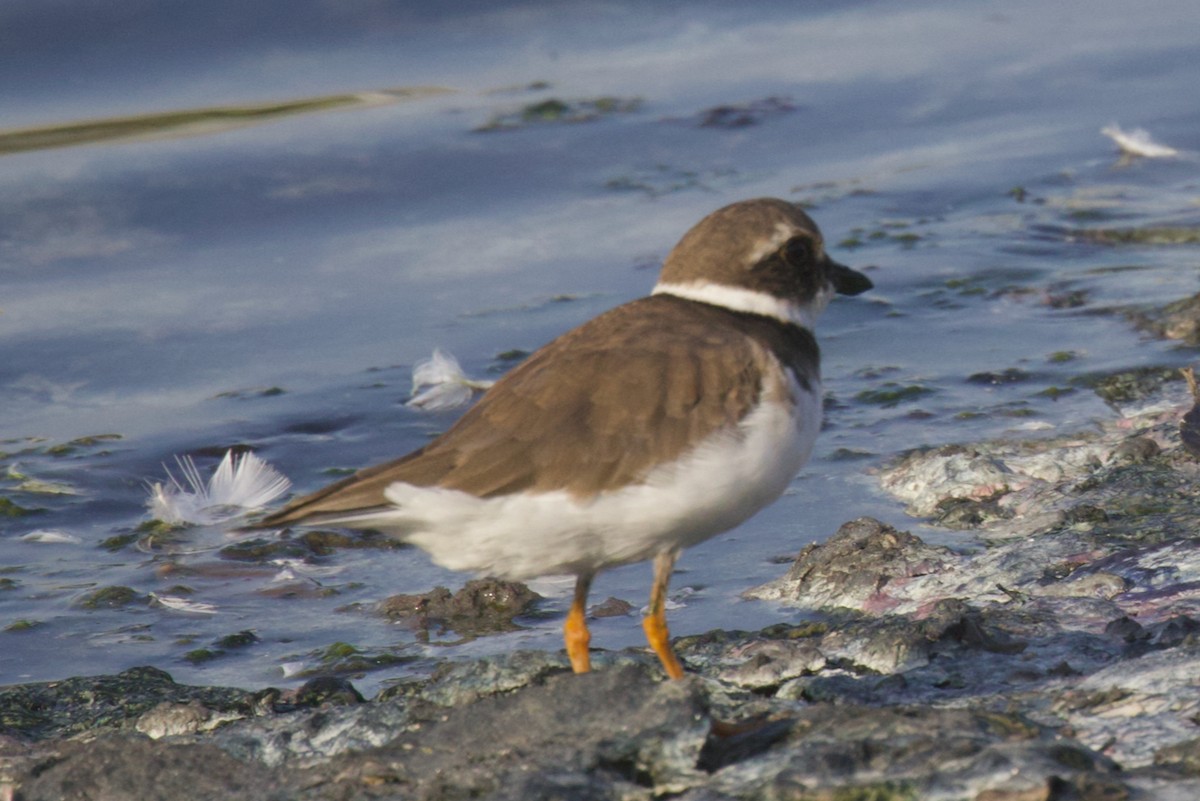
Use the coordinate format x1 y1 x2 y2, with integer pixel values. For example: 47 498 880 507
6 367 1200 799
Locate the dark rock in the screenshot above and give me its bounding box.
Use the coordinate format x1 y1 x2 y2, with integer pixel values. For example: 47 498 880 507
943 611 1028 654
1076 365 1183 404
74 585 145 609
289 676 364 708
1150 615 1200 649
322 665 710 798
1062 504 1110 525
0 646 1146 800
1182 403 1200 458
589 596 635 618
379 577 542 637
934 492 1012 528
135 700 241 738
1105 616 1150 643
967 367 1031 385
1155 736 1200 776
0 666 256 741
215 630 259 650
16 734 277 801
217 537 313 562
693 96 797 128
1129 291 1200 345
1182 366 1200 458
476 96 642 132
1109 435 1161 464
697 717 794 772
296 528 400 553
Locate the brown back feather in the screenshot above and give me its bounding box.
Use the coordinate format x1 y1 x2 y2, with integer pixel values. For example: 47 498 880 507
257 295 818 526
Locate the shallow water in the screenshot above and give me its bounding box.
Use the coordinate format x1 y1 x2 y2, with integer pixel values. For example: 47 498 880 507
3 0 1199 695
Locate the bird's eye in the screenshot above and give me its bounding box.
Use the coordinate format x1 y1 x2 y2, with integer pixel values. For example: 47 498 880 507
782 236 814 265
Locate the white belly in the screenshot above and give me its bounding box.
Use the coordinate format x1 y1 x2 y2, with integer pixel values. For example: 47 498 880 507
374 379 821 580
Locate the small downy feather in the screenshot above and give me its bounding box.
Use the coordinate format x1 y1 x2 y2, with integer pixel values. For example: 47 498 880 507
150 592 219 615
407 348 495 411
148 449 291 526
1101 124 1178 158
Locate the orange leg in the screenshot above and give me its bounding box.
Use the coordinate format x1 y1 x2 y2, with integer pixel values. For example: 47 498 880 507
643 550 685 680
564 573 593 673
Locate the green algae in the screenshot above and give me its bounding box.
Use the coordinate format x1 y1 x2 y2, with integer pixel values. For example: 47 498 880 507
0 87 451 156
855 383 935 407
0 497 40 517
1076 226 1200 245
75 586 144 609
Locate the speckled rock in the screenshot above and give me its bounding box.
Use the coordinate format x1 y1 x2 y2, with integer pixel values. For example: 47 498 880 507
10 375 1200 798
378 576 542 636
0 666 260 742
1 658 1134 801
744 517 958 611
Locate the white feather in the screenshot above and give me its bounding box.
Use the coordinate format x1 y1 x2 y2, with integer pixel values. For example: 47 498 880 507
150 592 219 615
407 348 495 411
19 530 81 544
147 450 291 526
1101 124 1178 158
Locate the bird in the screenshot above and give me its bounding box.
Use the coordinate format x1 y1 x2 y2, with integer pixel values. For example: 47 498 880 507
255 198 872 679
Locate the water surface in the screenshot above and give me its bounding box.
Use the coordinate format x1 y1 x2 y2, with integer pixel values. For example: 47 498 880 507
3 0 1199 695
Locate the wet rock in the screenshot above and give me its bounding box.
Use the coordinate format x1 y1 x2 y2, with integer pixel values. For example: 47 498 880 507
215 630 260 649
711 705 1120 801
967 367 1031 385
0 497 40 517
0 666 257 741
296 528 401 553
378 577 542 637
289 675 364 708
716 638 827 689
217 536 314 562
1077 365 1183 404
854 382 935 407
337 666 710 798
74 584 145 609
475 96 642 132
214 650 573 768
745 517 957 609
1061 645 1200 767
1152 293 1200 345
878 445 1014 517
1109 435 1161 464
1155 736 1200 776
13 380 1200 797
1181 367 1200 458
853 375 1200 775
589 596 636 617
879 375 1194 531
1075 225 1200 245
15 734 275 801
1104 615 1149 643
135 700 242 739
0 644 1155 800
933 491 1013 528
301 641 413 677
691 96 797 128
379 648 570 709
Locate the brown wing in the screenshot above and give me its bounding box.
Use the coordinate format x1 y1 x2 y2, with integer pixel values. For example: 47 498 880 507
257 295 778 526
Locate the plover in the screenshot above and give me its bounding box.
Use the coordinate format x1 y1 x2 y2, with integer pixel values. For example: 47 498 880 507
256 198 872 678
